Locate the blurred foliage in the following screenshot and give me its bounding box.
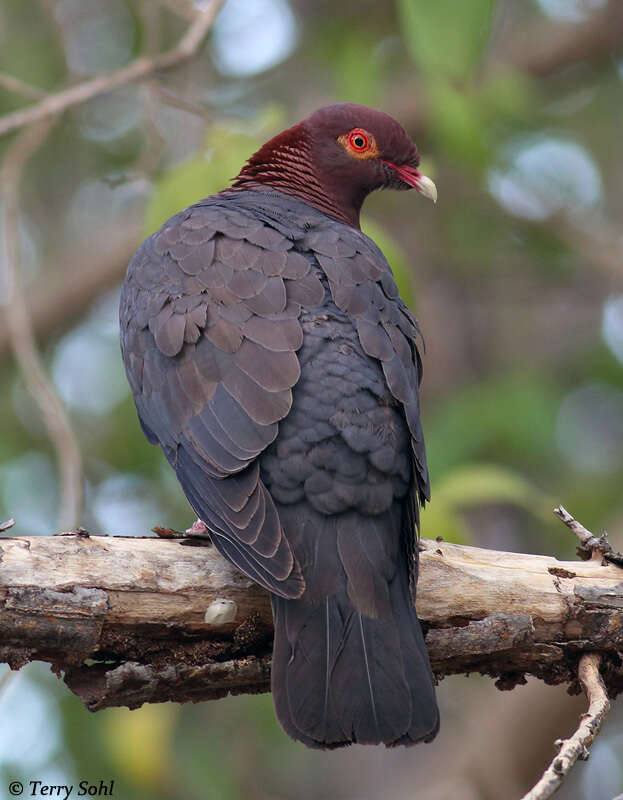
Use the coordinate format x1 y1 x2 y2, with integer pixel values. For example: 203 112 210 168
398 0 494 81
424 460 554 542
0 0 622 797
145 108 287 234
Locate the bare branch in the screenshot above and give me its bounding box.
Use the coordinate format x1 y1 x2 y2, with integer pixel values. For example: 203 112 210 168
148 83 212 119
521 653 610 800
152 0 198 22
0 532 622 712
555 505 623 567
531 214 623 287
0 120 84 530
0 0 225 139
0 72 46 101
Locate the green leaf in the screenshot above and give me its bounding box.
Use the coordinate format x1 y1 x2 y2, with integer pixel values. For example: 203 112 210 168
397 0 494 81
101 704 177 789
429 79 489 166
333 31 385 107
425 372 560 477
434 462 553 519
478 69 534 120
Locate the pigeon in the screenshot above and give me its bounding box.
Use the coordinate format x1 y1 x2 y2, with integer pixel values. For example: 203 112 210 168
120 103 439 748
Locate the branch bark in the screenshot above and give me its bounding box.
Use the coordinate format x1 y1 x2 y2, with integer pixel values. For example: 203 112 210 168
0 532 622 712
555 504 623 566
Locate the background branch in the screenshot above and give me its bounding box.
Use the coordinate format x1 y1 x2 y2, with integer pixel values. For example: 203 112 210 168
0 119 84 530
0 0 227 529
0 0 225 139
0 230 140 358
497 0 623 76
0 72 46 101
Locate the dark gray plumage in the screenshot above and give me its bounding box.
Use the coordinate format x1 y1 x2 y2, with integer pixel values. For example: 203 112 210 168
120 103 439 748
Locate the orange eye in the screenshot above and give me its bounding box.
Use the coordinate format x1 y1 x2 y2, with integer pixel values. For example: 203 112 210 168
338 128 378 159
347 129 370 152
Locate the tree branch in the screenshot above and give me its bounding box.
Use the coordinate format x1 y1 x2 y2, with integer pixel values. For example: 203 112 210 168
0 0 225 139
0 72 46 101
0 529 622 712
555 504 623 567
521 653 610 800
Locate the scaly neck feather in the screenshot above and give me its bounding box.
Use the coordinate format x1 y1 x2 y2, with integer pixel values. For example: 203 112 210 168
231 124 361 228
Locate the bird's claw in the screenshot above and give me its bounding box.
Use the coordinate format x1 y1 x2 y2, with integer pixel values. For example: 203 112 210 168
152 519 212 543
186 518 209 535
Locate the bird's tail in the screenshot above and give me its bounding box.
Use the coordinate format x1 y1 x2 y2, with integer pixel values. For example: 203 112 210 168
270 519 439 748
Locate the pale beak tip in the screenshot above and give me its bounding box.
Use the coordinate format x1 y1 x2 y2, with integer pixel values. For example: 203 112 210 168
417 174 438 204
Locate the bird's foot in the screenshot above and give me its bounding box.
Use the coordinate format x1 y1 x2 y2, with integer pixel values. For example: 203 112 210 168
151 518 212 545
182 517 212 547
186 518 210 536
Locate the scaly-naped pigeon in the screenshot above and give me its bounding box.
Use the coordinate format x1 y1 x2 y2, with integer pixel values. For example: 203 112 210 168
120 103 439 748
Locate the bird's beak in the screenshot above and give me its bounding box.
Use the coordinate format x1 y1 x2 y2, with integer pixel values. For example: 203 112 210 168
383 161 438 203
412 173 438 203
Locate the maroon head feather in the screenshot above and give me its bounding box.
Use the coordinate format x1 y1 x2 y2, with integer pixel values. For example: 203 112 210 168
231 103 436 228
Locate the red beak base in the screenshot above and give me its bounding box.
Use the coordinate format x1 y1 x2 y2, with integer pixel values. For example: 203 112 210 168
382 160 437 203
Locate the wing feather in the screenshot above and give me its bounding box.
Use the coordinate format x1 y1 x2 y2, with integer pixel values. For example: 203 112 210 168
120 200 309 597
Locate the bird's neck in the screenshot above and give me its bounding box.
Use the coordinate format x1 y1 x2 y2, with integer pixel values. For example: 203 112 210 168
231 124 363 229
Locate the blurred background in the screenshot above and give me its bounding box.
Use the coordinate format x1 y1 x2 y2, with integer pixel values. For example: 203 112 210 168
0 0 622 797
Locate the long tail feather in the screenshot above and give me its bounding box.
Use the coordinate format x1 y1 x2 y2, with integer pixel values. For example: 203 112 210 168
270 507 439 748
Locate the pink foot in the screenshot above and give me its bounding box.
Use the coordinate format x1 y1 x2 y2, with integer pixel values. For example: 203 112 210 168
185 518 209 535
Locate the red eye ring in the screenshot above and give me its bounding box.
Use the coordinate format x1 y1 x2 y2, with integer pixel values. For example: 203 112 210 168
347 129 369 152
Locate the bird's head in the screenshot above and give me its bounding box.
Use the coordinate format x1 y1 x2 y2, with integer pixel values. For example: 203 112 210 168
232 103 436 228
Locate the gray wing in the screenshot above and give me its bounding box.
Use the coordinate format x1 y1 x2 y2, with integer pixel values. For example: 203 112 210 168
120 200 325 598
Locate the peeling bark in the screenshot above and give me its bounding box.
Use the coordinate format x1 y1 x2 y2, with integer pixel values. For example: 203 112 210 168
0 533 622 710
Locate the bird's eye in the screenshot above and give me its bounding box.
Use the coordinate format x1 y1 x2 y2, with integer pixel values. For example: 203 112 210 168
347 130 370 152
